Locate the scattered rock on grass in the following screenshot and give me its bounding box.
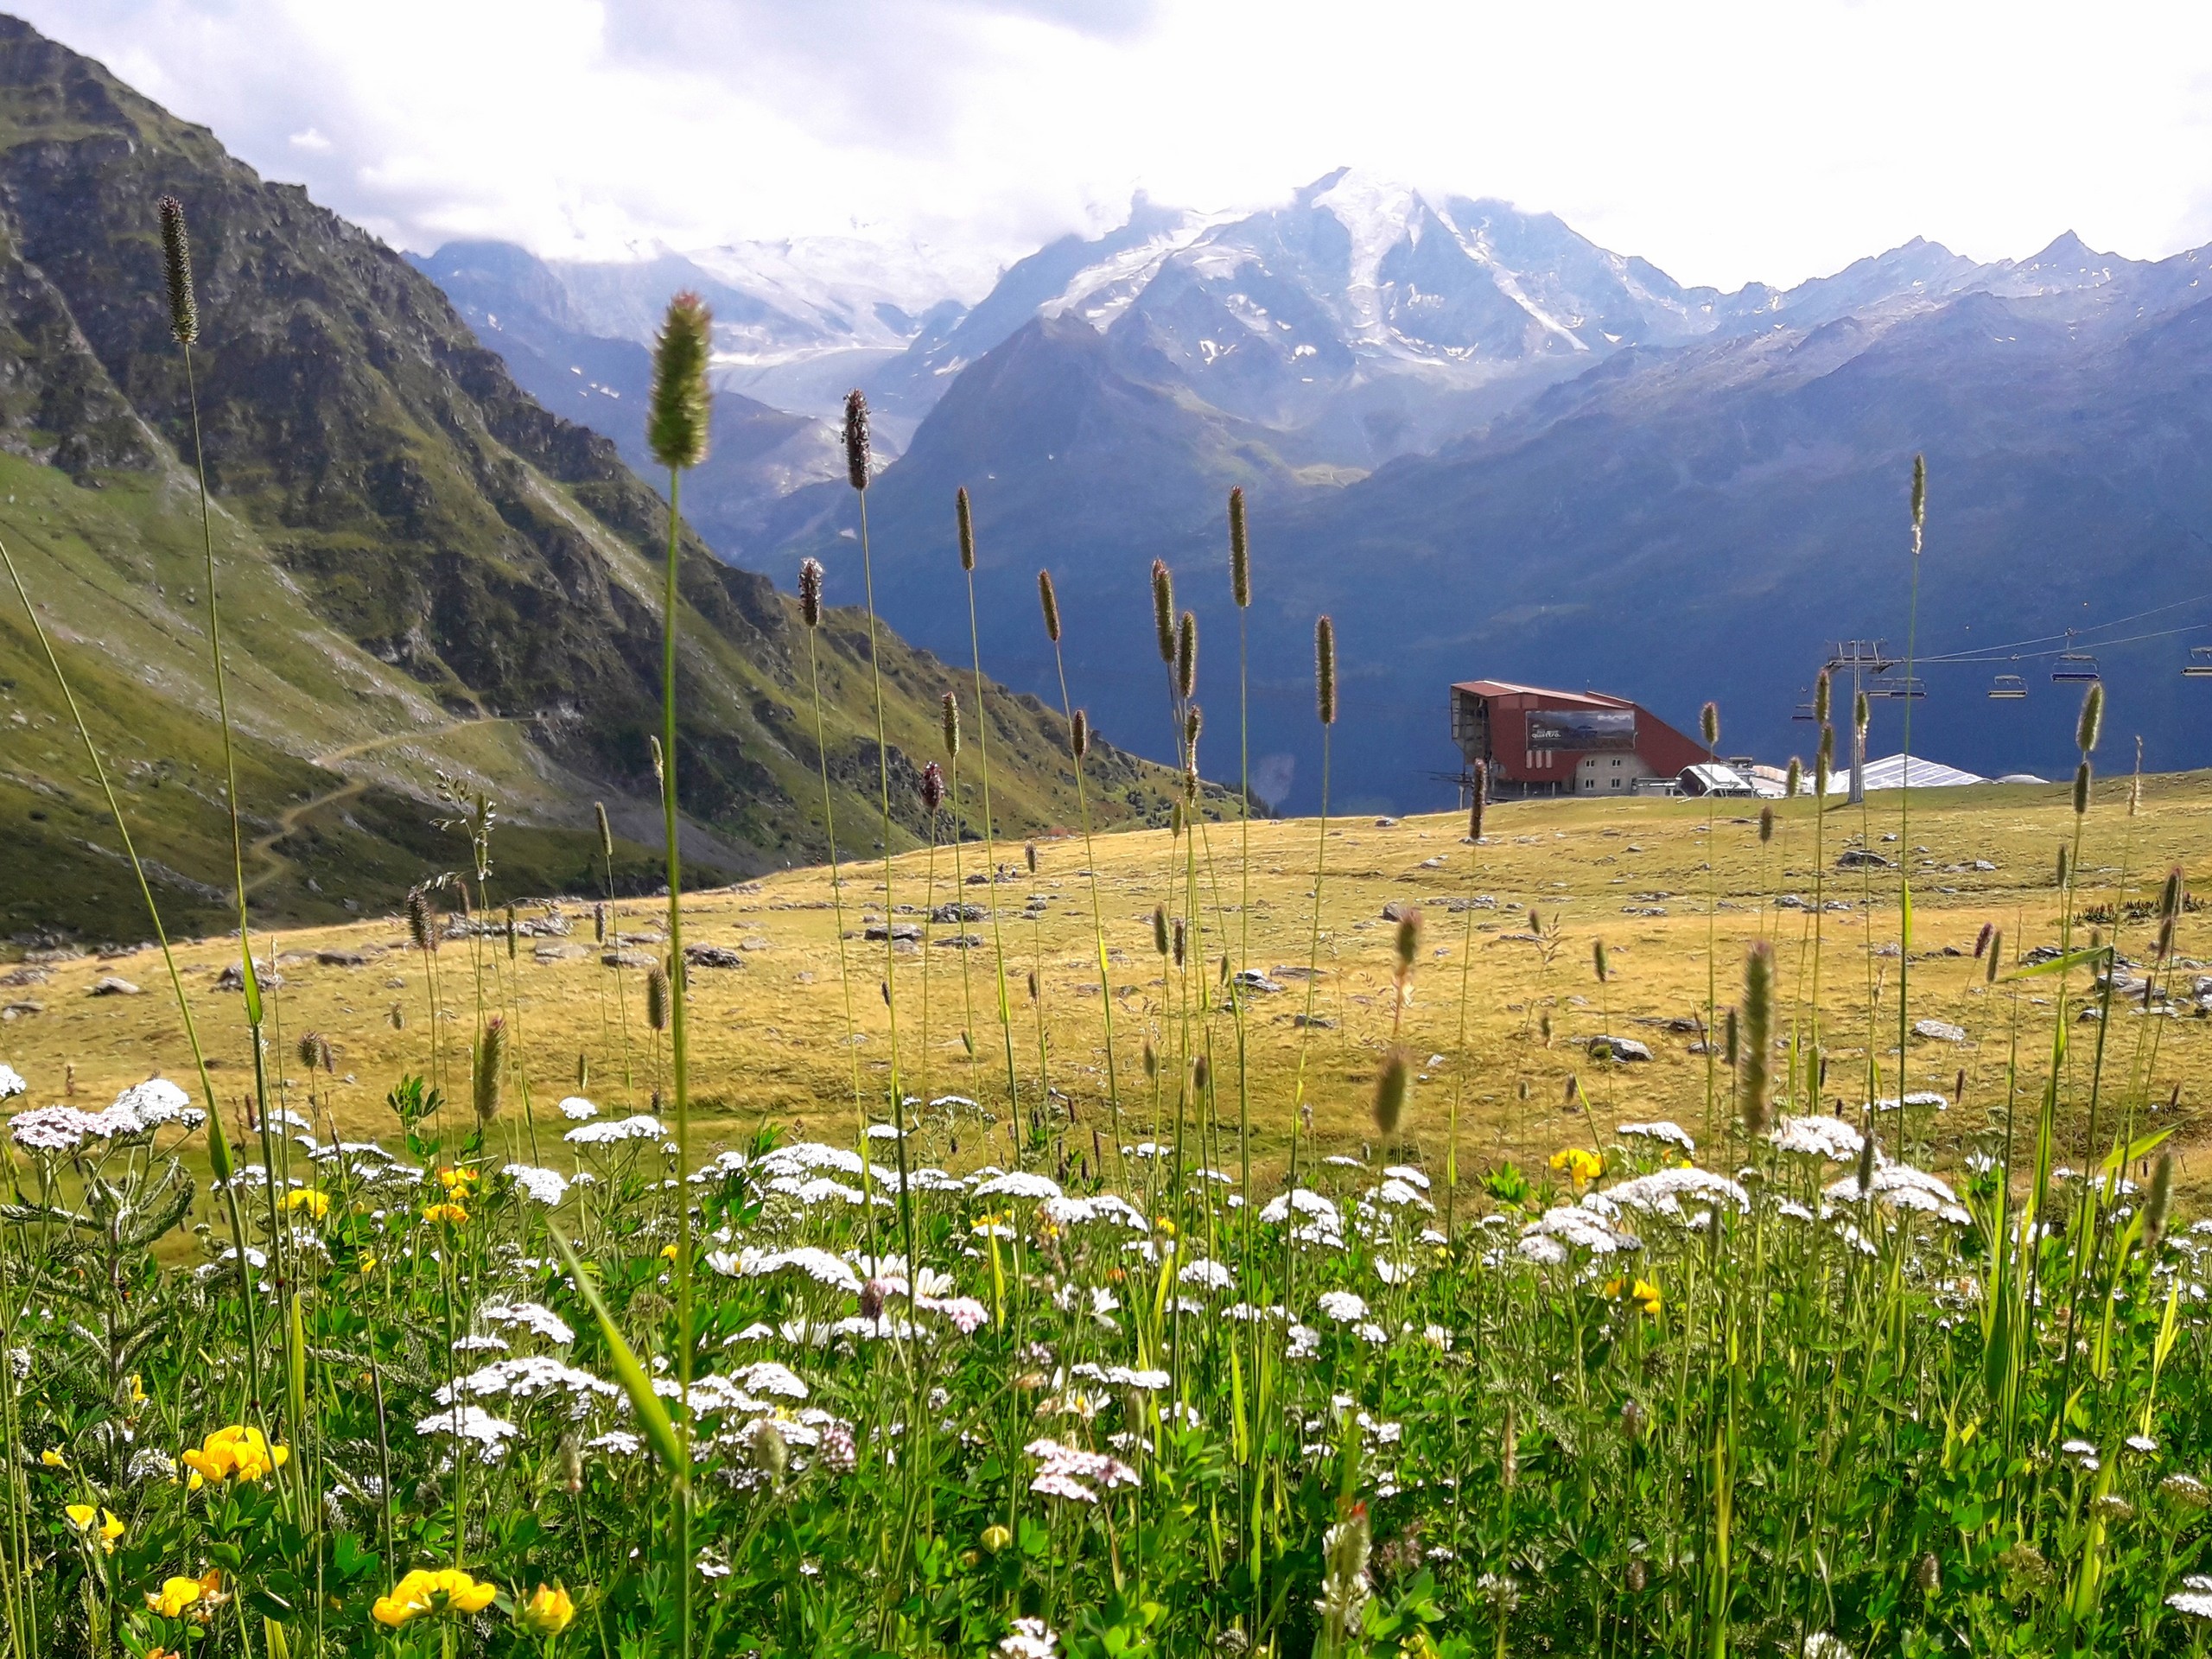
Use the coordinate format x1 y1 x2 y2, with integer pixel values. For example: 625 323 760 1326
1587 1035 1653 1063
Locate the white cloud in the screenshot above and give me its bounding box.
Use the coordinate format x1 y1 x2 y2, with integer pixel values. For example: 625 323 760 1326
19 0 2212 292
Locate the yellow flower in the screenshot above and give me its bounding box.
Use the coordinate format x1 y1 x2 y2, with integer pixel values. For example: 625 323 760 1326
180 1424 289 1484
980 1524 1013 1554
437 1166 480 1195
283 1187 331 1220
373 1567 498 1627
423 1202 470 1226
128 1374 147 1408
515 1582 576 1636
39 1449 65 1469
1549 1147 1604 1186
64 1501 95 1529
1631 1278 1663 1318
149 1575 202 1618
660 1243 681 1262
147 1570 222 1619
358 1253 379 1276
971 1212 1010 1237
1154 1217 1177 1237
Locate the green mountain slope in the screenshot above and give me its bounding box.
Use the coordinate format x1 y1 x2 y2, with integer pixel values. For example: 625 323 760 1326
0 16 1185 940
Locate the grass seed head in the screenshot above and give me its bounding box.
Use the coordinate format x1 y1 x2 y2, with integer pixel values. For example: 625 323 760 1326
941 691 961 760
1853 1109 1878 1196
1590 936 1606 983
1151 560 1175 664
646 292 712 471
474 1016 506 1124
1974 922 1993 959
1228 486 1250 608
157 195 197 346
1176 610 1198 700
2076 681 2104 754
920 761 944 817
798 557 824 629
1038 569 1061 643
1143 1037 1158 1079
1740 940 1774 1139
2073 760 2091 817
1910 453 1927 551
1027 967 1039 1001
1396 906 1422 972
1786 756 1802 798
1724 1007 1738 1068
1315 615 1337 727
1153 904 1169 957
1469 760 1487 842
645 964 671 1033
595 801 613 861
1853 690 1870 737
2146 1151 2175 1249
956 486 976 572
1025 841 1038 875
1700 701 1719 751
1815 670 1831 726
406 885 436 955
842 390 870 491
1373 1047 1411 1138
1817 725 1834 796
1759 804 1774 843
1071 708 1089 760
2056 844 2069 887
1193 1053 1211 1094
1173 916 1186 968
576 1051 589 1091
594 903 607 944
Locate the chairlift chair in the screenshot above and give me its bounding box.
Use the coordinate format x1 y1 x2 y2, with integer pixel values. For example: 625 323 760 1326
2185 645 2212 679
1987 674 2027 700
2051 630 2100 683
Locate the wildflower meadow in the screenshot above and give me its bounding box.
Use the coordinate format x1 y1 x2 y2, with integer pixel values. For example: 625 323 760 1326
3 211 2211 1659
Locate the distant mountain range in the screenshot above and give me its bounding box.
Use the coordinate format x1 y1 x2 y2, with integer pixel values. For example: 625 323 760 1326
0 18 1193 939
423 181 2212 817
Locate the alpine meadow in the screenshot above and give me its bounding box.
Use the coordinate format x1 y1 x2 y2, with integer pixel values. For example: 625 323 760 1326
11 12 2212 1659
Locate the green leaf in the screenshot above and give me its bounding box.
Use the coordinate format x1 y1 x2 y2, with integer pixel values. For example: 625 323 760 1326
2101 1128 2174 1172
238 945 263 1027
548 1228 685 1478
2000 945 2110 982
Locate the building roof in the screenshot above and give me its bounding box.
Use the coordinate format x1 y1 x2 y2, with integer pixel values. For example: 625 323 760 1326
1450 680 1636 709
1859 753 1986 790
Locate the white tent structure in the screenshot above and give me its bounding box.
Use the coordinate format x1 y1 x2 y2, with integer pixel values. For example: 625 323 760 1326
1858 753 1984 791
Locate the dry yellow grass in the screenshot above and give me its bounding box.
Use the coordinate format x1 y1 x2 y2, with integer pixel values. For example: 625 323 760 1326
10 773 2212 1185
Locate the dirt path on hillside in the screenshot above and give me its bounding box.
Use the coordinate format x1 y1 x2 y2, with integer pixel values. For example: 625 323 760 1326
244 715 514 893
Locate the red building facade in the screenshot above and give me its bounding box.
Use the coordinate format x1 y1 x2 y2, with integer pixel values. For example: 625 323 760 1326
1449 680 1713 800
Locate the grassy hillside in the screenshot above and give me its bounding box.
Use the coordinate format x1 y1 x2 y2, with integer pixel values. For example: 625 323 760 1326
13 777 2208 1185
0 17 1193 940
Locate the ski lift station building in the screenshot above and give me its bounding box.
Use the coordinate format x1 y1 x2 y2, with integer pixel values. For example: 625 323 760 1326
1450 680 1714 801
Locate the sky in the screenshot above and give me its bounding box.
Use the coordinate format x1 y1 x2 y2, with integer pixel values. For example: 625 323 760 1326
23 0 2212 297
